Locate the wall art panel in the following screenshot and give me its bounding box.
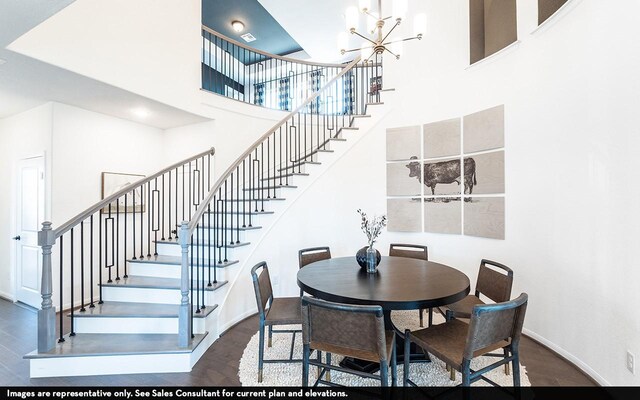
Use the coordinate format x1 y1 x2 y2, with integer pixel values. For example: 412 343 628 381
423 118 461 158
387 198 422 232
464 197 505 240
424 197 462 234
386 125 420 161
463 105 504 153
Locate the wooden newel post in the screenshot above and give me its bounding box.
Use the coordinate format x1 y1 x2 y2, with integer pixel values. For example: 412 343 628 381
37 221 56 353
178 221 191 348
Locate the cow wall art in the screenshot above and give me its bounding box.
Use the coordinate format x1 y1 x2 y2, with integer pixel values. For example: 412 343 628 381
405 156 477 195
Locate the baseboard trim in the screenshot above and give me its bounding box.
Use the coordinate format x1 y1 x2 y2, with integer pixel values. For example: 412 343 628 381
219 310 257 337
523 328 608 386
0 291 16 302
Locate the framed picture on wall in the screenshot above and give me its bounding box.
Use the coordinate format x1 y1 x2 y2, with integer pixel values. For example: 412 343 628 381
101 172 145 214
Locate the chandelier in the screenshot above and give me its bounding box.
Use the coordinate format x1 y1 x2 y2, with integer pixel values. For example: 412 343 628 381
338 0 426 62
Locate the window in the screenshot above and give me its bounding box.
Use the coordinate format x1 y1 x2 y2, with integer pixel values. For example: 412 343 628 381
469 0 518 64
538 0 568 25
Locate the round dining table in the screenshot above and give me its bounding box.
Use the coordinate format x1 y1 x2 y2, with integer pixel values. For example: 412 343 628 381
297 256 470 372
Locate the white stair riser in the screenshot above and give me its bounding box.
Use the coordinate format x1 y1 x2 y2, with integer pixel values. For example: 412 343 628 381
128 262 232 281
156 242 252 259
74 316 208 335
101 286 222 305
30 353 193 378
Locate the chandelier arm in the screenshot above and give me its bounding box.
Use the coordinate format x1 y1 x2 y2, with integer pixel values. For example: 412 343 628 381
384 47 399 59
342 47 366 54
382 36 421 46
350 30 378 45
380 20 401 44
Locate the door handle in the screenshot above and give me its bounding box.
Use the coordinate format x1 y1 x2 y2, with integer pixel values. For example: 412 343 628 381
12 236 20 241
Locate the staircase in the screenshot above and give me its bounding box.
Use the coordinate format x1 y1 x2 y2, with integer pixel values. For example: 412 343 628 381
27 32 388 378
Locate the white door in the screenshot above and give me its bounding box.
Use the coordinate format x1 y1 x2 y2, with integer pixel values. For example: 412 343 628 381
15 156 45 308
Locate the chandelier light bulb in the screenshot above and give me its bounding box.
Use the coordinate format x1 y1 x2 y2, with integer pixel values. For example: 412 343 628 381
346 6 359 32
359 0 371 12
413 13 427 38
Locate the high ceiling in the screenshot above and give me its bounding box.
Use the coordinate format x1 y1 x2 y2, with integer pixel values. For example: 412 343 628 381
0 0 208 128
202 0 303 57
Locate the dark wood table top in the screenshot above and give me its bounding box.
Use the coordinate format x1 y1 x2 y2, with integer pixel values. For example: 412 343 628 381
297 256 470 310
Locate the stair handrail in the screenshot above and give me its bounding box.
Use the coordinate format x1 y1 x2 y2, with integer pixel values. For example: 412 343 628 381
185 56 361 236
49 147 215 241
202 25 346 68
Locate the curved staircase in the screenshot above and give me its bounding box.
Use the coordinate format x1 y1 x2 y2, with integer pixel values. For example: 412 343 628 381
27 30 389 378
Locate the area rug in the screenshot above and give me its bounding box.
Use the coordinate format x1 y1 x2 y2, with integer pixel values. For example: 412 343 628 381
238 310 531 386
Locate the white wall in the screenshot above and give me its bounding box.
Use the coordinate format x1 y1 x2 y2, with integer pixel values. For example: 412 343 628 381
218 0 640 386
0 103 53 300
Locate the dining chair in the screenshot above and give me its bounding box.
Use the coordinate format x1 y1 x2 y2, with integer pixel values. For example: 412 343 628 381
403 293 528 387
251 261 302 383
301 296 397 387
388 243 431 327
438 259 514 375
439 259 514 320
298 247 331 296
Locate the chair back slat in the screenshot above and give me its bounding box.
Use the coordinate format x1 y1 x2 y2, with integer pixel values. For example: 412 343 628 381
464 293 528 359
251 262 273 318
299 247 332 268
476 259 513 303
389 243 428 261
301 297 387 363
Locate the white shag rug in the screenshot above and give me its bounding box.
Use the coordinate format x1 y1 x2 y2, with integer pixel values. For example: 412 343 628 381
238 310 531 387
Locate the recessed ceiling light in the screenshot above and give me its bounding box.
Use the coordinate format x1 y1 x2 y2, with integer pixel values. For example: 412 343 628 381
131 107 150 119
231 20 245 33
240 33 256 43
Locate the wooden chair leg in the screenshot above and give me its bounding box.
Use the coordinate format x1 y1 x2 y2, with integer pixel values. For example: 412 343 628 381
317 350 322 377
504 348 511 375
419 309 424 327
268 325 273 347
450 367 456 381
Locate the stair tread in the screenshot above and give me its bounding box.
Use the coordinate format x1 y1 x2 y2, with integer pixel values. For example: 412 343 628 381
128 255 239 268
156 239 250 249
196 225 262 231
71 301 217 319
206 210 274 215
100 276 228 291
261 173 309 181
243 185 297 190
25 332 208 359
222 198 285 202
279 161 321 172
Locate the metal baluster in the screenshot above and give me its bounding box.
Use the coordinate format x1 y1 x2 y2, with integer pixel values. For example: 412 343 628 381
224 181 228 262
236 166 240 243
133 185 137 259
147 181 151 258
266 137 270 199
124 194 128 278
108 204 113 283
80 221 85 312
161 175 165 241
140 184 144 259
90 215 95 308
230 171 234 244
195 221 200 314
70 228 75 336
242 160 246 228
168 170 172 240
190 236 194 338
116 197 120 280
200 213 206 309
175 168 179 239
208 203 212 287
99 213 103 304
58 236 64 343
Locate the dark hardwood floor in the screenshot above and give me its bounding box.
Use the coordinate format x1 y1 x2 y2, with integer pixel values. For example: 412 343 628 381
0 298 595 386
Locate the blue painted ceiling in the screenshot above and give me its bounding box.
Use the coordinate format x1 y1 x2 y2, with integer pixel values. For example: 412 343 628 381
202 0 303 60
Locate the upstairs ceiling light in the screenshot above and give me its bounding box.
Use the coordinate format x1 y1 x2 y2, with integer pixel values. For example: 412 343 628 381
231 20 245 33
338 0 426 62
